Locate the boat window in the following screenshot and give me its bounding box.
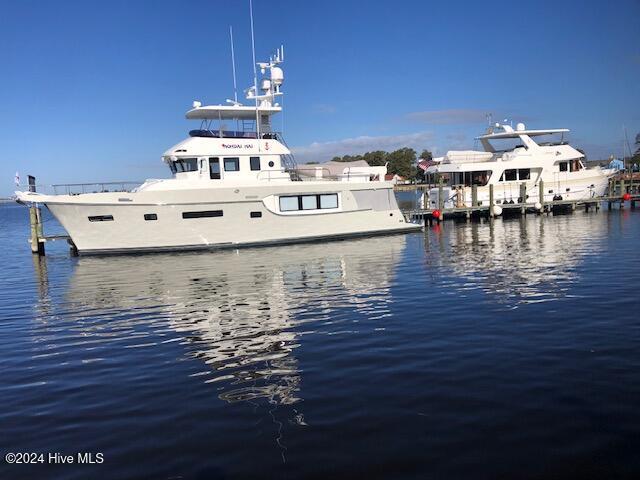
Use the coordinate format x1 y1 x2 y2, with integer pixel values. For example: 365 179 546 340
500 169 517 181
224 157 240 172
174 157 199 173
144 214 157 221
182 210 223 219
250 156 261 171
471 171 491 187
518 168 531 180
571 160 580 172
301 195 318 210
319 193 339 209
209 158 221 179
559 162 568 172
279 194 340 212
279 196 300 211
250 211 262 218
88 215 114 222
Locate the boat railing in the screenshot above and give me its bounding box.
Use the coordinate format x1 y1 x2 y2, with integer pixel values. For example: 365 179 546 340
14 181 141 195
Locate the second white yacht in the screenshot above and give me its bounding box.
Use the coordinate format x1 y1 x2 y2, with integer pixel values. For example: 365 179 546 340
425 122 616 209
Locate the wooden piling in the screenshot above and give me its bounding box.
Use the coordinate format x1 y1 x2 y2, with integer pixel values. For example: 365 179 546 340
437 177 444 213
489 184 495 217
29 206 45 255
538 180 544 213
471 185 478 207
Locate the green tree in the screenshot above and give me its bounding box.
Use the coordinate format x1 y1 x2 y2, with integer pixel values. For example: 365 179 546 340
386 148 417 179
362 150 388 166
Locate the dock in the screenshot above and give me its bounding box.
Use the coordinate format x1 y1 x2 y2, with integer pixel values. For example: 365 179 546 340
402 178 640 224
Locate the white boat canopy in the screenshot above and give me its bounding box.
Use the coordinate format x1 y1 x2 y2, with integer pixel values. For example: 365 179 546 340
186 104 282 120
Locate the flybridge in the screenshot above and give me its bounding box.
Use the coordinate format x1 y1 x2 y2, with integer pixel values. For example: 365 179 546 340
186 46 285 140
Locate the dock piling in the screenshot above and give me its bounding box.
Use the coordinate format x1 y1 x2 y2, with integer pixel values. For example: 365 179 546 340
489 184 495 217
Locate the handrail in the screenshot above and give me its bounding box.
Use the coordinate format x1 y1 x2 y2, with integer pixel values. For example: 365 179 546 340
17 181 143 195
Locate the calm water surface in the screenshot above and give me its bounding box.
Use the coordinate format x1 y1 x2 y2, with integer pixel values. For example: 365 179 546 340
1 201 639 479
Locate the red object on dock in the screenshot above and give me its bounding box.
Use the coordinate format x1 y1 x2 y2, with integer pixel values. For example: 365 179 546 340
622 193 631 201
432 209 441 220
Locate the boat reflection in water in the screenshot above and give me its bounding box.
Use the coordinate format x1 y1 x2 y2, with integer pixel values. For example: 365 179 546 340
424 213 609 304
58 235 408 409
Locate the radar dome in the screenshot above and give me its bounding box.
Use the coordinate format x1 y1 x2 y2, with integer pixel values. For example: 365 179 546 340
516 122 526 131
270 66 284 85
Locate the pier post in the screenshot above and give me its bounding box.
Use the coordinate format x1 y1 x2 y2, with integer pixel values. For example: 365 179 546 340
620 179 626 209
438 177 444 213
471 185 478 207
538 180 544 214
29 206 45 255
489 184 495 217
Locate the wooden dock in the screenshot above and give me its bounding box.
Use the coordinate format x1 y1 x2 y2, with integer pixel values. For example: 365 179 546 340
402 178 640 224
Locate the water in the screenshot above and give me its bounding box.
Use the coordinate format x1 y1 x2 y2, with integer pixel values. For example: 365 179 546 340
1 201 640 479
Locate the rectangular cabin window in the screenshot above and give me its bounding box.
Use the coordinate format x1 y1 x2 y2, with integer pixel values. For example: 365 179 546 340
502 169 517 181
250 211 262 218
518 168 531 180
88 215 113 222
182 210 223 219
279 196 300 212
224 157 240 172
559 162 568 172
250 156 261 171
174 158 199 173
319 193 338 209
301 195 318 210
144 214 157 221
209 158 221 179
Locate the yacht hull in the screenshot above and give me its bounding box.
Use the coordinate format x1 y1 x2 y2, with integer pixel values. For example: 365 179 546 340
427 172 614 209
37 183 420 254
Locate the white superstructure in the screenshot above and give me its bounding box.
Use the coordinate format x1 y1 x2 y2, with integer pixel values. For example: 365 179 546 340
425 122 616 209
16 47 419 254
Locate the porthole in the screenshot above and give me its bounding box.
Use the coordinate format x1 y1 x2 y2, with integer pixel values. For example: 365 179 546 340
268 161 275 167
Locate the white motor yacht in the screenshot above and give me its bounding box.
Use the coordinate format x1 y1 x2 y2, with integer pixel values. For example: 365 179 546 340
15 47 420 254
425 122 616 209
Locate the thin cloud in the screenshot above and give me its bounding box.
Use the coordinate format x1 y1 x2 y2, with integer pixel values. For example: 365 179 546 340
404 109 535 125
311 103 337 114
405 109 488 125
291 131 435 163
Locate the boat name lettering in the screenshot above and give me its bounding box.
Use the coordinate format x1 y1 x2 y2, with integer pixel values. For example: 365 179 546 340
221 144 254 149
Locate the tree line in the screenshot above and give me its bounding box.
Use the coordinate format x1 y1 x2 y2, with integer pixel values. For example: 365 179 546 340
306 148 433 180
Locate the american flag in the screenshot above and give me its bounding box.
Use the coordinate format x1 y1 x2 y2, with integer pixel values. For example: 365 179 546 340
14 171 20 187
417 158 435 171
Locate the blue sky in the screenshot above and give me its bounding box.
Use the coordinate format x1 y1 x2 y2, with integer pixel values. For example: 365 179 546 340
1 0 639 196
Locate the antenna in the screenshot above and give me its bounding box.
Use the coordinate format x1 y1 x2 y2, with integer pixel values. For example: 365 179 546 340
229 26 238 104
249 0 260 143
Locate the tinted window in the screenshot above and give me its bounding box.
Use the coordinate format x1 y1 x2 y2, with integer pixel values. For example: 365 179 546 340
182 210 223 219
174 158 199 172
559 162 568 172
250 157 261 171
518 168 531 180
250 211 262 218
224 157 240 171
144 214 157 221
88 215 113 222
209 158 221 179
503 169 517 181
319 194 338 209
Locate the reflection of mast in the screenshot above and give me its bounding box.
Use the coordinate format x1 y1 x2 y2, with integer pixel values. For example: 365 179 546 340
58 235 407 414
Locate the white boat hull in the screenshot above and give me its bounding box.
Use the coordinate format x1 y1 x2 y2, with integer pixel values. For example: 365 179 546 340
30 182 419 254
